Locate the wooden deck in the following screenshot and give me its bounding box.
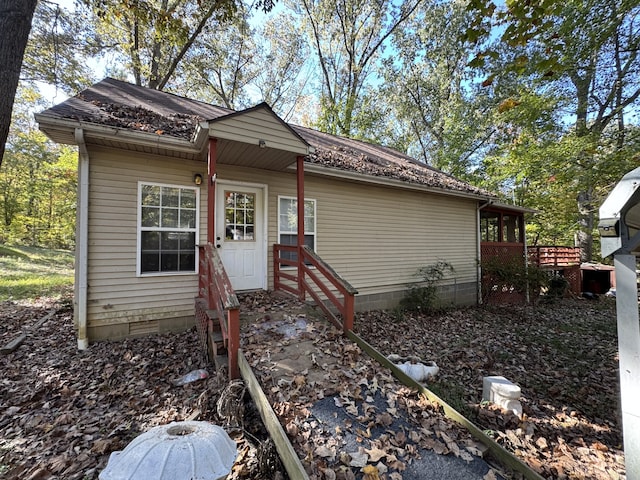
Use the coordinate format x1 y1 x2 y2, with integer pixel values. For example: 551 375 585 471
481 244 583 303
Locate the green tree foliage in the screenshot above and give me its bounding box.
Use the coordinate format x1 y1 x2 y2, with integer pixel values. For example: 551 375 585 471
10 0 640 263
0 87 76 249
379 0 497 179
21 0 98 93
81 0 243 90
177 7 308 117
179 4 258 108
469 0 640 260
252 13 311 120
292 0 421 137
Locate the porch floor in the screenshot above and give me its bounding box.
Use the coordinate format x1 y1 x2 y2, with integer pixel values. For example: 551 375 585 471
236 291 502 479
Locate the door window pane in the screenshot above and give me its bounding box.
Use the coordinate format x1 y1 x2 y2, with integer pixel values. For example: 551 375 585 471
224 191 255 241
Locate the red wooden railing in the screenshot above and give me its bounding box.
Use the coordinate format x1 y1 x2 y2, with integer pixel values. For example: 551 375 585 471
196 243 240 379
528 246 581 267
480 243 581 268
274 244 358 333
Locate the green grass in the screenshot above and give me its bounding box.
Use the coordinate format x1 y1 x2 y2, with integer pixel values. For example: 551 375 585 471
0 244 74 301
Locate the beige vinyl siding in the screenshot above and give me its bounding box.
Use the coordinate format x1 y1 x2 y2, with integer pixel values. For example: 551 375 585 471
216 165 478 299
86 150 478 339
309 176 478 294
86 146 207 335
210 109 308 155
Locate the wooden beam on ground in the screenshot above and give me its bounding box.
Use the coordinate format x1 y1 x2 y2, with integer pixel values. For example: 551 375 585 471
1 333 26 355
347 331 546 480
1 309 57 355
32 309 57 329
238 350 309 480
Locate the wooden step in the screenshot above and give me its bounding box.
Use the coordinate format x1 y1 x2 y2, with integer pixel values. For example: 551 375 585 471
209 331 227 360
211 330 224 345
214 354 228 372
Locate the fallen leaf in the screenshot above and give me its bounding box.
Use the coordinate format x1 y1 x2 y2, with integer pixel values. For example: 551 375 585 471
348 450 368 467
483 469 498 480
364 446 387 462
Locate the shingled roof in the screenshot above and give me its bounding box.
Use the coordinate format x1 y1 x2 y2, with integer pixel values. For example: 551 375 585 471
38 77 494 198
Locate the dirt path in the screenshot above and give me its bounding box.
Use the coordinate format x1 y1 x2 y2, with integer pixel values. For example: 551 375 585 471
239 297 510 480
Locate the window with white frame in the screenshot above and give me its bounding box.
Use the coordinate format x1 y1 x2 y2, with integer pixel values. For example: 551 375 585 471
278 196 316 260
138 182 199 275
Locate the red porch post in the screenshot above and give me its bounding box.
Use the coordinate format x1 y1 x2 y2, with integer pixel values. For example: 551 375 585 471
297 155 305 300
227 308 240 379
344 294 355 333
207 138 217 243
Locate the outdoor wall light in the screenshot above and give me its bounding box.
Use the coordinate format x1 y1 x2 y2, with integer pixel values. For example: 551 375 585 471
258 139 266 148
193 173 203 185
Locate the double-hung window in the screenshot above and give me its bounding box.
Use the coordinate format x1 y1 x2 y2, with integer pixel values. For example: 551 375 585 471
278 196 316 261
138 182 199 275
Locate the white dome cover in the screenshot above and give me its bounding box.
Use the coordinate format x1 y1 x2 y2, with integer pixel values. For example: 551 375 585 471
99 421 237 480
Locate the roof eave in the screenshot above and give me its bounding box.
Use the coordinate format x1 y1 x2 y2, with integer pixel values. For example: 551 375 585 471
485 201 538 214
35 113 207 154
302 163 496 202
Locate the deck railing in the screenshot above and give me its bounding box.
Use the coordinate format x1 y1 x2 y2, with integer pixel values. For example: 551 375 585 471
274 244 358 333
528 246 581 267
197 243 240 379
480 243 582 268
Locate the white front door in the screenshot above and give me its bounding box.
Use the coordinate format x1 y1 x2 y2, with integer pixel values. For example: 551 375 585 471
216 182 266 291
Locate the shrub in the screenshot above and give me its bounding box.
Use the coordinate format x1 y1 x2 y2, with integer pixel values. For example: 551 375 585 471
547 274 570 298
481 256 549 303
400 260 455 313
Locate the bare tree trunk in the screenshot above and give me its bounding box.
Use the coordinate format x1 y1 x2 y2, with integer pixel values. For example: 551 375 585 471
0 0 38 167
577 189 594 262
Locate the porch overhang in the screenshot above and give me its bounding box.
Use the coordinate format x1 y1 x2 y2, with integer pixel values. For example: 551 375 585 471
208 103 313 171
484 201 537 215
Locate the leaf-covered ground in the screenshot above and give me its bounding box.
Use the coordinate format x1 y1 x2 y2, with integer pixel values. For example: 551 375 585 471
0 294 626 480
240 298 503 480
0 296 285 480
355 298 625 480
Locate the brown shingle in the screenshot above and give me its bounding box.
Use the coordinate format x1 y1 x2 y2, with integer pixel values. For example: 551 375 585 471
39 77 494 197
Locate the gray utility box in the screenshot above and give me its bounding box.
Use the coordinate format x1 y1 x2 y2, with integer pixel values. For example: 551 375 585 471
599 166 640 480
599 166 640 257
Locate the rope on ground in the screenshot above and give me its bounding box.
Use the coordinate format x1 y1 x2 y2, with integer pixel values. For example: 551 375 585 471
217 379 246 428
